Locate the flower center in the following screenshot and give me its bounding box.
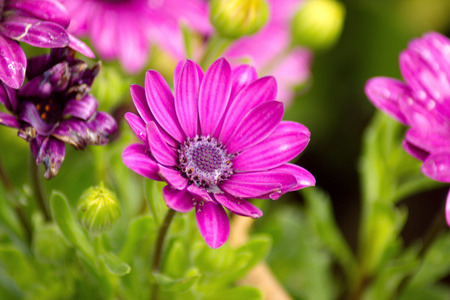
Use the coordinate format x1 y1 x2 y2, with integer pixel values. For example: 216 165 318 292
35 98 64 124
178 136 234 192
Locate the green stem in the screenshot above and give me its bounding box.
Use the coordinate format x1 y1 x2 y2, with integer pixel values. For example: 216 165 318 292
29 153 50 221
150 208 176 300
199 36 232 69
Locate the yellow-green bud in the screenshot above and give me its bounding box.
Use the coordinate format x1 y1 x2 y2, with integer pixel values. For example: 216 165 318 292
33 223 70 264
77 183 121 234
210 0 269 39
292 0 345 50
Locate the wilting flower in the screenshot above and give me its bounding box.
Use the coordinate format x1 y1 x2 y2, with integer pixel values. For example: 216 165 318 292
0 48 117 179
224 0 312 106
60 0 212 73
0 0 94 89
122 58 315 248
365 32 450 224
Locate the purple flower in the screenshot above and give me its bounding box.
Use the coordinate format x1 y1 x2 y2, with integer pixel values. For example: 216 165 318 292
0 0 94 89
365 32 450 223
224 0 312 106
0 48 117 179
60 0 212 74
122 58 315 248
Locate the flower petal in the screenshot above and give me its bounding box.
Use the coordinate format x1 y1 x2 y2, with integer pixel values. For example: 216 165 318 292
158 165 188 190
0 34 26 89
0 111 19 128
213 193 262 219
175 60 201 138
446 189 450 226
19 101 55 135
124 112 147 143
422 152 450 182
146 122 178 166
230 64 258 100
198 58 232 136
195 200 229 248
86 111 118 145
62 94 98 120
402 139 429 161
5 0 71 28
225 101 284 154
35 137 65 179
174 59 204 88
68 33 95 59
273 163 316 191
233 121 310 172
162 186 193 213
122 143 160 181
220 76 277 144
145 70 185 143
405 128 450 154
364 77 410 125
0 81 18 112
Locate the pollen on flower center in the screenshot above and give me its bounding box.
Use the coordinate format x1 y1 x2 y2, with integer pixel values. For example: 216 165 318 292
178 136 234 191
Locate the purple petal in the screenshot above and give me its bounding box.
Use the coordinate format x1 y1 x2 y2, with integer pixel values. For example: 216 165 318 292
405 128 450 154
145 70 185 143
175 60 201 138
213 193 262 219
88 7 117 59
26 54 50 80
402 139 429 161
124 112 147 143
220 76 278 144
122 143 161 181
35 137 65 179
0 34 26 89
422 153 450 182
19 101 55 135
5 0 71 28
86 111 118 144
158 165 188 190
195 200 229 248
364 77 410 125
225 101 284 154
62 94 98 120
68 33 95 58
198 58 232 136
0 82 18 112
173 59 204 87
230 65 258 100
233 121 310 172
273 163 316 191
146 122 178 166
187 184 213 202
446 189 450 226
0 111 19 128
162 186 193 213
0 15 69 48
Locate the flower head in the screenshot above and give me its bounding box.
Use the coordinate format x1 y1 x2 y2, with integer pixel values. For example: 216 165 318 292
365 32 450 223
0 48 117 179
61 0 212 73
0 0 94 89
122 58 315 248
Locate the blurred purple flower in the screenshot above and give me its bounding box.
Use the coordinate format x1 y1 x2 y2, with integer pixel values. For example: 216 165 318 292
60 0 212 74
365 32 450 224
0 48 117 179
0 0 94 89
122 58 315 248
224 0 312 106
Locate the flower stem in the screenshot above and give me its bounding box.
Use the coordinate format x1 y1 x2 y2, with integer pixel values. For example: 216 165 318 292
150 208 176 300
199 36 232 69
29 153 51 221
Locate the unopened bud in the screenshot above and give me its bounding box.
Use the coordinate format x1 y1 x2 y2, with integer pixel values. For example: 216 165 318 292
292 0 345 50
77 183 121 233
210 0 269 39
33 223 69 264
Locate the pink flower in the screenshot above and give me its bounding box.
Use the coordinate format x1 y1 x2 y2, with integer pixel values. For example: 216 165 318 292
122 58 315 248
224 0 312 106
60 0 212 73
365 32 450 224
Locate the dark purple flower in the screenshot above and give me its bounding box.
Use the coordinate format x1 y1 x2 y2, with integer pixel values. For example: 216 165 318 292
365 32 450 224
122 58 315 248
0 0 94 89
0 48 117 179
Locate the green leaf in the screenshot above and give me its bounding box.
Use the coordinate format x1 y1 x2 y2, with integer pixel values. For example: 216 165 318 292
50 191 96 265
120 216 156 263
145 180 168 226
203 286 262 300
165 239 190 278
0 246 36 289
100 252 131 276
153 269 201 293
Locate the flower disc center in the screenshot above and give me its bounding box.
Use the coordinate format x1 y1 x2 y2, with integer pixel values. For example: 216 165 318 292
179 136 234 190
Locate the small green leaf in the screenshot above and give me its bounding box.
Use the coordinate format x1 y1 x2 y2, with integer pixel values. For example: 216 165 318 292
0 246 36 289
203 286 262 300
165 239 190 278
100 252 131 276
120 216 156 263
153 270 201 293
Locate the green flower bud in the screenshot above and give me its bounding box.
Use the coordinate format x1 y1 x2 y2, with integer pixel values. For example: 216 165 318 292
77 183 121 234
210 0 269 39
33 223 70 264
292 0 345 50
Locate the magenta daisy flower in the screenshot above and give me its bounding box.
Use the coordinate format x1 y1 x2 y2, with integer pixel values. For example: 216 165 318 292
60 0 212 74
365 32 450 223
0 0 94 89
0 48 117 179
224 0 312 106
122 58 315 248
